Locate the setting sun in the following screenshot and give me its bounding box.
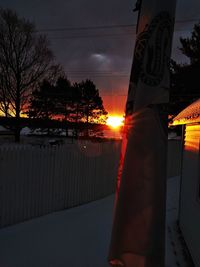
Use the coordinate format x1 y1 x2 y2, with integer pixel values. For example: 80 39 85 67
106 115 124 129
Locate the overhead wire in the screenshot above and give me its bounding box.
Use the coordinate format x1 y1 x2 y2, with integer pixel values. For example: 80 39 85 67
33 18 200 41
35 18 199 109
37 18 200 33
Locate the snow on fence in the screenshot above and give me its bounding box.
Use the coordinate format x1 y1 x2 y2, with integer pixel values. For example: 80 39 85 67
0 139 181 228
0 141 121 228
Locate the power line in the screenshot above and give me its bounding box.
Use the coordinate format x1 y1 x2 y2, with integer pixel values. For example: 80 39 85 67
66 70 129 73
48 28 197 40
37 18 200 33
66 72 130 77
34 19 200 41
65 71 129 74
49 29 194 40
101 94 127 96
50 33 136 40
68 75 129 77
65 70 129 73
37 24 136 32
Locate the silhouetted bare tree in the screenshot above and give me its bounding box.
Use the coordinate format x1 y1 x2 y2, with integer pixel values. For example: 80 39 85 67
0 72 10 117
0 8 58 141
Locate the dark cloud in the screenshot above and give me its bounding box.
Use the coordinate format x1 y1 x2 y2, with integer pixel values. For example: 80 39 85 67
0 0 199 113
176 0 200 20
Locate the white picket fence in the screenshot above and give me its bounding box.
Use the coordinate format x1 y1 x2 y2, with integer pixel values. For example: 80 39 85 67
0 140 121 228
0 139 181 228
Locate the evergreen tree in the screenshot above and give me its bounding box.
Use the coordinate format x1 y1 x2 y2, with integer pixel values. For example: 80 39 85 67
28 80 55 120
78 79 107 124
28 77 107 137
170 22 200 117
179 23 200 65
54 77 72 120
77 79 107 137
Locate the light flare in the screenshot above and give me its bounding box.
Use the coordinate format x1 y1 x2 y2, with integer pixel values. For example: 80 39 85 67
107 115 124 129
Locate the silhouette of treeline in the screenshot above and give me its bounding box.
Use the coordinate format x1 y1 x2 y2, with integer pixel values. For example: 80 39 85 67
0 8 107 142
27 77 107 137
28 78 107 124
0 116 110 136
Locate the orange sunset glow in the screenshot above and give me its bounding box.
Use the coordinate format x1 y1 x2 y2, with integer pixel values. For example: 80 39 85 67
106 115 124 129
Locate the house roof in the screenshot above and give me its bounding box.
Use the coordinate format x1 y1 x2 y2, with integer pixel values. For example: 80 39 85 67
172 98 200 125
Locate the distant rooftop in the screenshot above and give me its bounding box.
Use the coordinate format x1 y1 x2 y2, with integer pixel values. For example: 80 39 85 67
172 98 200 125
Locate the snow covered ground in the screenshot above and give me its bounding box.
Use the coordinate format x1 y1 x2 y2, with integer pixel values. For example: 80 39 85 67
0 196 113 267
0 176 193 267
166 177 193 267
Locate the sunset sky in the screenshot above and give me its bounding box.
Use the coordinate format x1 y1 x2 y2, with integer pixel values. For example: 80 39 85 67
1 0 200 116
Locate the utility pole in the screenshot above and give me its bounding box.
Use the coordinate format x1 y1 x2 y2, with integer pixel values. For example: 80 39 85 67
108 0 177 266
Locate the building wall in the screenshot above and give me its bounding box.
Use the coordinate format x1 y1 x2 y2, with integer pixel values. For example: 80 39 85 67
167 139 182 177
179 124 200 266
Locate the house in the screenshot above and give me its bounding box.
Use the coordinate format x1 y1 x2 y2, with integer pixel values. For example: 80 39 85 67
173 98 200 266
